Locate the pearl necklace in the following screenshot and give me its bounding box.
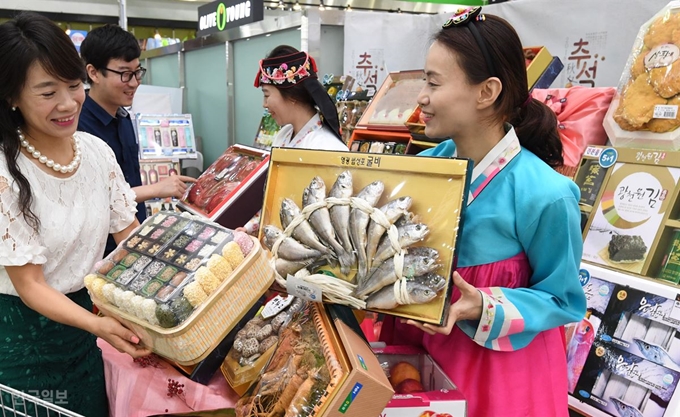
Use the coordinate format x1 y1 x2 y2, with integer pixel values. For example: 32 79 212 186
17 129 81 173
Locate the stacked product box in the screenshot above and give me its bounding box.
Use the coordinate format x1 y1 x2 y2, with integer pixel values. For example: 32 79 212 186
569 263 680 417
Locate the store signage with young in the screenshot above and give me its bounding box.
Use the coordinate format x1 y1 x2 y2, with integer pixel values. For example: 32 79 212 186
197 0 264 37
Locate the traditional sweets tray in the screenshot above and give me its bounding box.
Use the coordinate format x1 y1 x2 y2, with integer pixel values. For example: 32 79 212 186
259 148 471 325
85 211 275 365
178 144 270 229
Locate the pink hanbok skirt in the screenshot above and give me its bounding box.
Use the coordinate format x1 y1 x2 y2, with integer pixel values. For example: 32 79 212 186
380 253 569 417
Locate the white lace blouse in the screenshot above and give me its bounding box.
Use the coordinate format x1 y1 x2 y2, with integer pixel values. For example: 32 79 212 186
0 131 137 296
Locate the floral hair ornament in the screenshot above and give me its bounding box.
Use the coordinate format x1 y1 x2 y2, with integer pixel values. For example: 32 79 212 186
442 7 497 78
254 51 318 88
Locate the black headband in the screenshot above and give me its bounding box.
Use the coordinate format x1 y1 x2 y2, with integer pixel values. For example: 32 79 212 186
442 7 497 78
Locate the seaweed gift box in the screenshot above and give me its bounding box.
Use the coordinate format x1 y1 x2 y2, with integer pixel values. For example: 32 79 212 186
577 145 680 282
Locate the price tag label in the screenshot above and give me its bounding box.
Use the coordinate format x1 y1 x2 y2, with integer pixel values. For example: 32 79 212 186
653 104 679 119
584 147 603 158
261 294 295 319
286 275 323 303
645 44 680 69
670 295 680 323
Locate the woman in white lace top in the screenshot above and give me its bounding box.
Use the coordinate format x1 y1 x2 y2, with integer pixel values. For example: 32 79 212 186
0 13 150 416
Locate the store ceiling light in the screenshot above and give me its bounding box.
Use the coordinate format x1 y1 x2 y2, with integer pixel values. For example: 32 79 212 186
65 24 71 36
293 1 301 11
319 1 325 10
154 29 162 40
278 0 285 9
346 4 352 12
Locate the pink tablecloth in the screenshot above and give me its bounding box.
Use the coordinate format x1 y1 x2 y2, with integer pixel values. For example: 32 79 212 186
98 339 239 416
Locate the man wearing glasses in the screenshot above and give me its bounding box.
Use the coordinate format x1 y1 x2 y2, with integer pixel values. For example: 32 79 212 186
79 25 194 255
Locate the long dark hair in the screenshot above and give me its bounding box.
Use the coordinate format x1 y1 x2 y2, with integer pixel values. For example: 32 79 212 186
0 12 87 230
434 15 563 168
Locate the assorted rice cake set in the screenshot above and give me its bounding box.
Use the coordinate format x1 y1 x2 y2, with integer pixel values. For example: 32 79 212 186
85 211 254 328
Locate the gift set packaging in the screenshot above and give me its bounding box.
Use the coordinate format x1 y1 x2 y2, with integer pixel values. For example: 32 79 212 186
524 46 554 90
85 211 275 365
569 263 680 417
171 298 263 384
337 100 369 145
355 70 426 132
604 2 680 150
232 301 395 417
532 56 564 90
574 341 680 417
577 146 680 281
258 148 470 325
178 145 270 229
566 275 617 394
253 109 280 151
140 159 181 186
135 114 199 159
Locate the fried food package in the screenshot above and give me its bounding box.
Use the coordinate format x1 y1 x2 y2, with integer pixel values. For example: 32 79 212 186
234 301 344 417
605 3 680 148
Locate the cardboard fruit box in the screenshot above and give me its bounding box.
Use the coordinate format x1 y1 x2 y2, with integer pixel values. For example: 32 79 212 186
178 144 270 229
259 148 471 325
374 345 467 417
322 308 395 417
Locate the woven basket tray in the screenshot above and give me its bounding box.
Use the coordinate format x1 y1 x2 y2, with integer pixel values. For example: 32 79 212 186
93 236 275 365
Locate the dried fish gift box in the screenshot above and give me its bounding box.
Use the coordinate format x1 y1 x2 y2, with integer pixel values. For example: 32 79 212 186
84 211 275 365
259 148 471 325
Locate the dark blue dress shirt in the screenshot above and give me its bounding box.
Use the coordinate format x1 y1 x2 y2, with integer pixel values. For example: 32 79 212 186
79 94 146 255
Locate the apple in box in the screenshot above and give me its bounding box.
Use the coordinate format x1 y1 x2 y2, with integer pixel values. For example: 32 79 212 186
389 362 423 394
374 345 467 417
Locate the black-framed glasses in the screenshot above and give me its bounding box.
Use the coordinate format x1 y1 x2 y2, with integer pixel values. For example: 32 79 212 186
103 67 147 83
